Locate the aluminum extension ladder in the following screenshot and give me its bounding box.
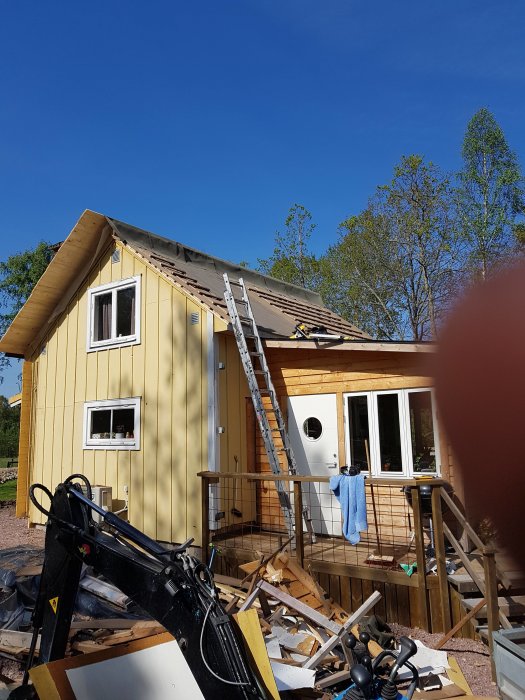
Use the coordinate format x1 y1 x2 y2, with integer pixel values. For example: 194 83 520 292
223 274 316 544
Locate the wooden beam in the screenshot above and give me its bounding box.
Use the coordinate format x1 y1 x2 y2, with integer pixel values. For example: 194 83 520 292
483 546 499 680
263 339 435 354
434 598 486 649
293 481 304 567
243 580 342 635
303 591 381 669
411 487 429 630
16 360 33 517
309 559 420 588
432 487 452 632
201 479 210 565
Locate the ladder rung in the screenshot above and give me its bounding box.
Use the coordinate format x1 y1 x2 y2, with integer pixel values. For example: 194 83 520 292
250 352 263 357
254 369 267 375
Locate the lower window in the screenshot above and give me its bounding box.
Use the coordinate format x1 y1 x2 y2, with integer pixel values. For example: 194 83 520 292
83 398 141 450
344 389 439 477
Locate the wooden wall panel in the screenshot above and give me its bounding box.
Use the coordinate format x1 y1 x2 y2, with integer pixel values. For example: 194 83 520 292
26 242 211 546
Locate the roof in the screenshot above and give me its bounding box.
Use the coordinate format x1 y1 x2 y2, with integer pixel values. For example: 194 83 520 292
8 393 21 407
0 210 369 357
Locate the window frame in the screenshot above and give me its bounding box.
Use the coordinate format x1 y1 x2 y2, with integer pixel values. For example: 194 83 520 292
86 275 141 352
343 388 440 478
83 397 141 450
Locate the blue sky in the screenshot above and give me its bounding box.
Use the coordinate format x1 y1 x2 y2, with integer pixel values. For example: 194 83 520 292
1 1 524 395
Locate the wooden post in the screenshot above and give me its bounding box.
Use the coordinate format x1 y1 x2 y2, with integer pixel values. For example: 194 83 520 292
294 481 304 567
483 545 499 680
411 486 430 630
431 486 452 632
16 360 33 518
201 476 210 565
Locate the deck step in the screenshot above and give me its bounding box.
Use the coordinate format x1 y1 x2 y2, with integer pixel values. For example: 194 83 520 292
448 573 480 594
463 595 525 618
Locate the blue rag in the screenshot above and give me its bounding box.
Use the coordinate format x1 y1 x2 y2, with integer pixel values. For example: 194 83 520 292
329 474 368 544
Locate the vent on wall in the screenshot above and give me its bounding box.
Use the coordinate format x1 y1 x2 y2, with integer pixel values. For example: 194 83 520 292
190 312 200 325
111 249 120 264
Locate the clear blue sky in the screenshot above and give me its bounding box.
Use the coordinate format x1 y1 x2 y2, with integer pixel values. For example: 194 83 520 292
1 0 524 395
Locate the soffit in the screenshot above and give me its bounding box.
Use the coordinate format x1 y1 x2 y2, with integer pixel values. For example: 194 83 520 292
0 210 109 357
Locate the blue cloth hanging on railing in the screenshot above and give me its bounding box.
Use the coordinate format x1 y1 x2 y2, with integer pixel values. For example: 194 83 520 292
329 473 368 545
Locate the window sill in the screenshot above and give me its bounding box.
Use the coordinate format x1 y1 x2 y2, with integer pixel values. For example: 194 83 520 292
87 337 139 353
84 440 139 451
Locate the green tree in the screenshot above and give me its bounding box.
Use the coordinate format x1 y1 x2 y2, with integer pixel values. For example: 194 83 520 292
457 108 524 279
322 156 459 340
320 209 404 339
0 396 20 457
0 242 53 380
258 204 321 290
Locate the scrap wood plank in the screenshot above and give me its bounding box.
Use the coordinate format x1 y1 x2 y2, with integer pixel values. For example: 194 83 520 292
97 622 166 646
413 684 466 699
71 641 110 654
70 619 138 631
434 599 486 650
447 656 472 696
234 609 280 700
276 553 328 606
0 630 39 654
316 669 351 689
240 580 341 635
303 591 381 669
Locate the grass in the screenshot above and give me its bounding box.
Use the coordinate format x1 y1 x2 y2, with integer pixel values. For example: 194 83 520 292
0 479 17 501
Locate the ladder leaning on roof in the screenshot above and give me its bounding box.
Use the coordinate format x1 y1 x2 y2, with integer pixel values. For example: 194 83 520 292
223 273 316 544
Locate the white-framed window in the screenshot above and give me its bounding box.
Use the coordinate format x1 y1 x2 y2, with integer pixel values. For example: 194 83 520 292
83 397 141 450
343 388 440 477
87 276 141 351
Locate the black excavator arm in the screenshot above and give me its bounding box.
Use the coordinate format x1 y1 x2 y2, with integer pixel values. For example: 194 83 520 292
12 475 266 700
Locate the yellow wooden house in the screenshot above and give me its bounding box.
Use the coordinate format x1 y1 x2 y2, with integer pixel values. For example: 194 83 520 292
2 210 406 543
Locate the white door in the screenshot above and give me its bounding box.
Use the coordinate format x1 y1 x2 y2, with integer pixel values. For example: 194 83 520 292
288 394 341 536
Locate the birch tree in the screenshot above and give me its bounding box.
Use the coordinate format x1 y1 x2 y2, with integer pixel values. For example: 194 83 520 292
322 156 459 341
457 108 524 279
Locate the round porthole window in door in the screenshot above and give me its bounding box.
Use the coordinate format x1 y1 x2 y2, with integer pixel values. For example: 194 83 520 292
303 417 322 440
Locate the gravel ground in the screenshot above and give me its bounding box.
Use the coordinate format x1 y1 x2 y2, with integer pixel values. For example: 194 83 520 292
0 504 45 550
0 507 500 695
390 623 499 697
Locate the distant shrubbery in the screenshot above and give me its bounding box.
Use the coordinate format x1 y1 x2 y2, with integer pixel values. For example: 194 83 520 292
0 397 20 458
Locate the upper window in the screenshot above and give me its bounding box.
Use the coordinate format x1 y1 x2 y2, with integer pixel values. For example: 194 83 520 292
87 276 141 351
83 397 141 450
344 388 440 477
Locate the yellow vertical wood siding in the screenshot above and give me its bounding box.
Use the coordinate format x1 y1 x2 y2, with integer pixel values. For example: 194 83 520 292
26 244 210 545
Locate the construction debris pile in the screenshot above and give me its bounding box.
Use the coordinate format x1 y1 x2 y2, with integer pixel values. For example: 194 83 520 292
0 545 488 699
210 551 479 698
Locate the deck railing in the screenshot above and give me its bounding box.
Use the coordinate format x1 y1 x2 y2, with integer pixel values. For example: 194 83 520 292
198 471 447 588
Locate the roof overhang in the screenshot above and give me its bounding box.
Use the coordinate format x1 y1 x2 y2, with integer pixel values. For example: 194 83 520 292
263 339 436 353
0 210 110 358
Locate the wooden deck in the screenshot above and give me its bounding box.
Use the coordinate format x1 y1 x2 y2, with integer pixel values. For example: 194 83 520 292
212 526 418 570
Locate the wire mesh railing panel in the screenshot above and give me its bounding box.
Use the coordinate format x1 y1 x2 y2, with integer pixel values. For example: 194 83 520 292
201 473 432 571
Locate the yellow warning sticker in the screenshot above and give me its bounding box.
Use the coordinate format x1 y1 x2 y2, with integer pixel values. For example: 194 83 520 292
49 597 59 614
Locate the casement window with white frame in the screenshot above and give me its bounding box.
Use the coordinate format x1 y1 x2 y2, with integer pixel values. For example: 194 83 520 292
87 276 141 351
344 388 440 477
83 398 141 450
